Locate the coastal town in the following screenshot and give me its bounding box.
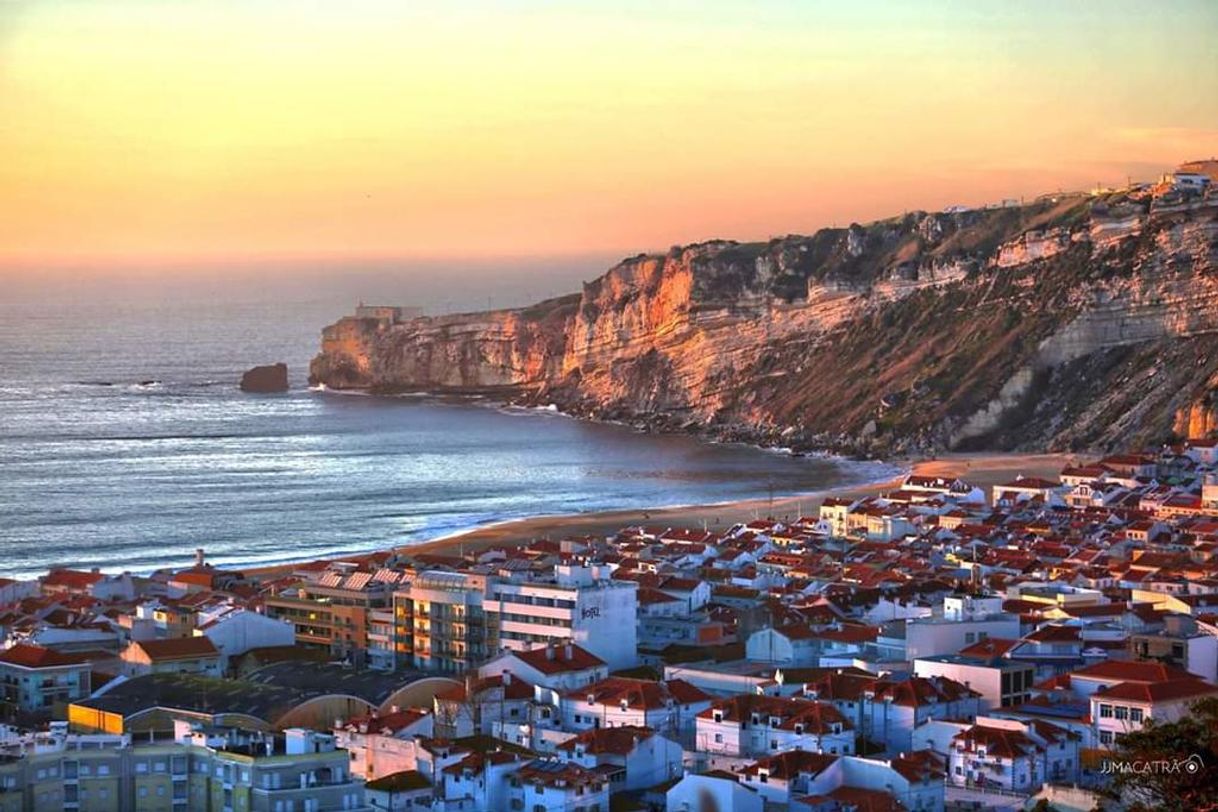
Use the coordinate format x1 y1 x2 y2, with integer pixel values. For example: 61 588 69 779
5 439 1218 810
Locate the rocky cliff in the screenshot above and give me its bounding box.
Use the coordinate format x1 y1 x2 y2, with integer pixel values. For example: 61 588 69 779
311 189 1218 455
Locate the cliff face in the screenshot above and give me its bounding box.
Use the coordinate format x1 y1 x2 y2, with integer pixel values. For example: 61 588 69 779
311 192 1218 454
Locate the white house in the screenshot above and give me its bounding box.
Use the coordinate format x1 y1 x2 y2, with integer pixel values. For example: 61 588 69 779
929 717 1081 793
364 770 432 812
667 772 763 812
913 653 1036 711
1090 677 1218 748
554 725 683 791
694 694 854 757
904 613 1021 661
193 607 295 665
738 751 946 812
336 708 434 781
505 759 610 812
478 644 608 692
804 670 981 754
559 678 712 746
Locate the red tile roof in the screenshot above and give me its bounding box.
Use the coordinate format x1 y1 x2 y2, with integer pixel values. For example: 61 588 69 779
42 569 105 590
698 695 851 733
1094 678 1218 704
566 677 711 710
555 725 654 756
739 749 836 779
0 644 88 669
131 637 219 661
1071 660 1197 683
344 708 430 735
513 644 605 675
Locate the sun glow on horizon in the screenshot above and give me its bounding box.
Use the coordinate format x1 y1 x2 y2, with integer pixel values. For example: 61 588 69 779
2 0 1216 271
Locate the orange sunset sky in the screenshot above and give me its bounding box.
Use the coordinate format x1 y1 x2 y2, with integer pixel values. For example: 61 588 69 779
1 1 1216 272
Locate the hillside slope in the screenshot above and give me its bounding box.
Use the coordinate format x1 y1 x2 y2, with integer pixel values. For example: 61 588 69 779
311 189 1218 455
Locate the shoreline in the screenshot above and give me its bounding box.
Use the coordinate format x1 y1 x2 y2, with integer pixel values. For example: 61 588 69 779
242 451 1075 577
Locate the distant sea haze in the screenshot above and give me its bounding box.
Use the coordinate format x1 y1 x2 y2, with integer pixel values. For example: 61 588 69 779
0 284 892 580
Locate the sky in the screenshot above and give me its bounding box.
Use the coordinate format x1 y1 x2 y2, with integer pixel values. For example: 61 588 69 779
1 0 1216 281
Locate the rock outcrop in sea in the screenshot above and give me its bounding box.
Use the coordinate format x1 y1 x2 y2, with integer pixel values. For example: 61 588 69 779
310 185 1218 455
240 363 289 393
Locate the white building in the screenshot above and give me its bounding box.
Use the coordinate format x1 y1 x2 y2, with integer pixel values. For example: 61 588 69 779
1090 677 1218 748
738 751 946 812
554 725 683 791
505 759 610 812
193 607 295 665
805 671 981 754
904 613 1021 661
335 708 434 781
694 694 854 757
478 643 608 692
485 567 638 670
913 654 1036 711
559 677 711 746
917 717 1080 793
667 772 764 812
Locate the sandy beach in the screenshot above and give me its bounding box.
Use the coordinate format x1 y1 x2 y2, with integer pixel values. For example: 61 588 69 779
243 451 1074 576
247 451 1066 571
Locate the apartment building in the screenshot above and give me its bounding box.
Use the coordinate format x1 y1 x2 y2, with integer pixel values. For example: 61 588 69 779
0 721 371 812
0 644 92 719
265 569 392 669
484 566 638 670
397 572 492 674
913 653 1036 711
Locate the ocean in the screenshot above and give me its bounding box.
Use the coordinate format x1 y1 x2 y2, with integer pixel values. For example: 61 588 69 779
0 276 892 580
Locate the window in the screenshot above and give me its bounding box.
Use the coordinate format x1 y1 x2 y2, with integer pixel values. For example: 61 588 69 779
1099 704 1113 719
1099 731 1113 745
1130 708 1144 722
965 632 976 643
1115 707 1128 721
713 734 723 743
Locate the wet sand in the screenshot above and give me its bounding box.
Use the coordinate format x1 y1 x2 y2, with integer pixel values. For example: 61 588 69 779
251 451 1069 571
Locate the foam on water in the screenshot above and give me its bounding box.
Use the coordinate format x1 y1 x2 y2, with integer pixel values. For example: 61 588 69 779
0 292 885 579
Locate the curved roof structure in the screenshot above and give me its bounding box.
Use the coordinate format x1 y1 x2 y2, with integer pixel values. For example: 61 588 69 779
70 666 461 733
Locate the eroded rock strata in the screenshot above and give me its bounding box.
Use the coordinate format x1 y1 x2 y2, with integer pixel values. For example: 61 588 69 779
311 192 1218 455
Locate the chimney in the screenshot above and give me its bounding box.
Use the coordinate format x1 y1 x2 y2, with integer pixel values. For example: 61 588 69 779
546 647 555 661
564 643 573 660
503 670 512 686
195 548 205 568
